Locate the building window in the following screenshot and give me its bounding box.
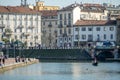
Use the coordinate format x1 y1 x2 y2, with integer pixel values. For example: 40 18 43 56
104 34 106 39
75 28 79 31
96 27 100 31
88 27 93 31
20 29 22 32
64 28 66 33
14 29 17 32
82 35 86 40
81 27 86 31
55 21 57 25
88 35 93 41
68 13 71 19
64 14 66 20
103 27 106 31
75 35 79 40
60 29 62 34
109 27 114 31
69 37 71 41
68 20 71 25
43 22 45 25
110 34 113 39
64 37 67 41
60 21 62 25
60 14 62 20
15 35 17 40
68 28 71 34
97 34 100 41
80 14 86 19
64 20 66 25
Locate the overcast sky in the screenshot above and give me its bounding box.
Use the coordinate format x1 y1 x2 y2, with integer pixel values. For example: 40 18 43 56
0 0 120 8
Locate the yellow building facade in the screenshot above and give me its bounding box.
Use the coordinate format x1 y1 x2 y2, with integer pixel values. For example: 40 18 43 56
34 1 60 11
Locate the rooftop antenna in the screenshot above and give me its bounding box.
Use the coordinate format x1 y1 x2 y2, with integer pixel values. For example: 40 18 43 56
25 0 27 6
75 1 76 4
21 0 23 6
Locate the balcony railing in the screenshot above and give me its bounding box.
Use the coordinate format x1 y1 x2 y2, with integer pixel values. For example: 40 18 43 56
28 26 35 29
17 25 24 29
48 24 52 27
58 24 63 28
67 24 72 27
0 24 5 28
24 32 30 36
88 39 93 42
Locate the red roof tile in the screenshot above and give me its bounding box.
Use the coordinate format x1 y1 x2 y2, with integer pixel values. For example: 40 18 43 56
74 20 116 26
0 6 9 13
40 10 58 17
0 6 40 14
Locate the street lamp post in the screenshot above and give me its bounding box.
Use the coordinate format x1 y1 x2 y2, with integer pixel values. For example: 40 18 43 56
13 43 16 58
78 27 80 48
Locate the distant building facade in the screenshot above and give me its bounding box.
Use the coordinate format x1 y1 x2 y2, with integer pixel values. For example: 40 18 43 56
0 6 41 47
57 3 109 48
40 10 58 48
34 1 60 11
116 16 120 45
57 3 81 48
106 7 120 20
73 20 116 47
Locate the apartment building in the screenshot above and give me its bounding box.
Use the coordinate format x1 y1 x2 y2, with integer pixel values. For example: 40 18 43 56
57 3 108 47
0 6 41 47
40 10 58 48
73 20 116 47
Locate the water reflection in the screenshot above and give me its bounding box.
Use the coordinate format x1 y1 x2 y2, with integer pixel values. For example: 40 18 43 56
0 62 120 80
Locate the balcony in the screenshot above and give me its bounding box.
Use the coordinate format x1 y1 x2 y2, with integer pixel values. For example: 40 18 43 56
17 25 24 29
28 26 35 29
88 39 93 42
48 24 52 27
58 24 63 28
24 32 30 36
4 28 12 36
63 33 67 37
67 24 72 27
0 24 5 28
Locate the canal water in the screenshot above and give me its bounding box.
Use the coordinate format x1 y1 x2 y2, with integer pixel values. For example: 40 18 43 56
0 62 120 80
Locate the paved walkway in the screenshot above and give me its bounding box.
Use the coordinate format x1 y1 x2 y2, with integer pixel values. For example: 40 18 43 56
0 58 38 68
0 58 15 67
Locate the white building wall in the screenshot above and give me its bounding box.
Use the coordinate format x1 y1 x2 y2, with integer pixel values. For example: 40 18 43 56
0 12 41 47
73 7 80 24
80 11 108 20
73 25 116 42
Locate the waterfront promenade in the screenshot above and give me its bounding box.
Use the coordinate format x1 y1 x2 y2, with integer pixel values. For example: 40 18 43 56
0 58 39 73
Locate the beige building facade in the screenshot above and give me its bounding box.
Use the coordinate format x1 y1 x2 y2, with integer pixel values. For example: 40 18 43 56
41 10 58 48
34 1 60 11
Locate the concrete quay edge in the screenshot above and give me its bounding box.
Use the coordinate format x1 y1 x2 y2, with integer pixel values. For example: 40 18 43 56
0 59 39 73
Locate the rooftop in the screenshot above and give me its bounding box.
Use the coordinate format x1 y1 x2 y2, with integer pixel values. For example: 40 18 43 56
74 20 116 26
59 3 105 13
40 10 58 17
59 3 80 11
0 6 40 14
